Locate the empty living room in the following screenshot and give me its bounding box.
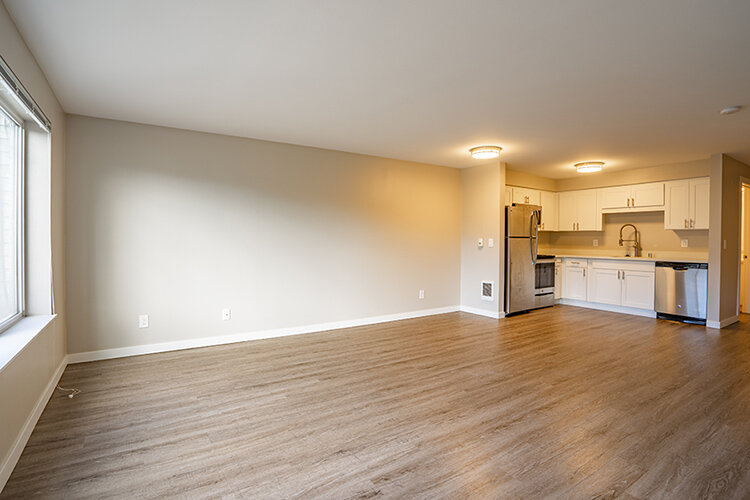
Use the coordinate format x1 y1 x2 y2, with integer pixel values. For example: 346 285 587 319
1 1 750 498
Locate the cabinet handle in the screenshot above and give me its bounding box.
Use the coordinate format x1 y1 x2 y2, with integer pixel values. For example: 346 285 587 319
690 219 694 228
631 197 635 207
684 219 687 228
617 270 621 279
583 268 586 277
573 222 575 230
621 270 625 280
627 198 630 207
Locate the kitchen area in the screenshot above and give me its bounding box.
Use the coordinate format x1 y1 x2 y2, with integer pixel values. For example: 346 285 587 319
503 172 710 324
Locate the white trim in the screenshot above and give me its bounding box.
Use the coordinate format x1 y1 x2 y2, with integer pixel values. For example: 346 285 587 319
459 305 505 319
706 315 740 329
557 299 657 318
68 306 460 364
0 354 67 490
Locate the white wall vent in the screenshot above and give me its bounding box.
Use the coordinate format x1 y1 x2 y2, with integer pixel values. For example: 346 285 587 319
481 281 494 301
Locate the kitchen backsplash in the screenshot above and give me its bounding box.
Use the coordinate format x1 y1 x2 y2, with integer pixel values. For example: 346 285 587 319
538 211 708 256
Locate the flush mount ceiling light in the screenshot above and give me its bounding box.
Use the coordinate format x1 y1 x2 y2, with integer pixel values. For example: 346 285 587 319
574 161 604 173
719 106 741 115
469 145 502 159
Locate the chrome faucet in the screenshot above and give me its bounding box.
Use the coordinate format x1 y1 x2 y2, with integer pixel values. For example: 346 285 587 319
619 223 642 257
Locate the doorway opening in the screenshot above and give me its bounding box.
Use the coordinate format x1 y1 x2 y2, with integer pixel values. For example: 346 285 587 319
740 183 750 313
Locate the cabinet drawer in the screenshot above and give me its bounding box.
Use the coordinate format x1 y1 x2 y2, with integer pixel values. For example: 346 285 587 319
589 259 655 272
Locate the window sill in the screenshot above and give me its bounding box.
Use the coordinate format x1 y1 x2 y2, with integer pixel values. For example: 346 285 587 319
0 315 57 374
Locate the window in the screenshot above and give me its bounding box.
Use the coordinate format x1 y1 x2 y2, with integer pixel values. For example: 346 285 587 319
0 104 22 331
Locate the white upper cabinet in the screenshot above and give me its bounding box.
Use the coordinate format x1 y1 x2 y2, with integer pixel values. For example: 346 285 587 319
600 186 632 210
600 182 663 210
632 183 665 208
539 190 558 231
559 190 600 231
690 178 710 229
504 186 512 207
511 187 540 205
576 190 599 230
664 177 709 230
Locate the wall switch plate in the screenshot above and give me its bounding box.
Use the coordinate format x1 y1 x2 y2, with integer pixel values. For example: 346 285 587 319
222 308 231 320
488 238 494 248
681 239 688 248
593 239 598 247
138 314 149 328
418 290 425 299
477 238 484 248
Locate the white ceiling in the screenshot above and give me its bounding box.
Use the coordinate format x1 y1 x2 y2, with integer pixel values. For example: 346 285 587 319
4 0 750 177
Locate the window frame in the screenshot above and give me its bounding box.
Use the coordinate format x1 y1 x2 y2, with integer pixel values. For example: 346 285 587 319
0 102 25 333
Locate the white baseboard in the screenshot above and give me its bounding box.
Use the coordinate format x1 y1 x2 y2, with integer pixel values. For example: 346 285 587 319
68 306 461 364
459 305 505 319
557 299 657 318
706 315 739 329
0 355 67 491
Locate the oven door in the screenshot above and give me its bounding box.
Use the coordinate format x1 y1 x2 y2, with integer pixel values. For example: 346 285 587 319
535 260 555 293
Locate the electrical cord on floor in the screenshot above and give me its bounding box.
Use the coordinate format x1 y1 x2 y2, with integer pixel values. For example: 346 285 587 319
56 385 81 399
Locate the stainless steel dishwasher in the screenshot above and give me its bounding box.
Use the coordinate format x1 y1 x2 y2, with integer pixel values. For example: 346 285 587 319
654 262 708 324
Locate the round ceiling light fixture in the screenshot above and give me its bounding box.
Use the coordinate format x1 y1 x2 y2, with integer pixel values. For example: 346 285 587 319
719 106 741 115
574 161 604 173
469 145 502 159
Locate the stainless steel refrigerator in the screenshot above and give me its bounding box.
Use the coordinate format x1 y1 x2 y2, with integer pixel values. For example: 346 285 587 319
505 203 542 314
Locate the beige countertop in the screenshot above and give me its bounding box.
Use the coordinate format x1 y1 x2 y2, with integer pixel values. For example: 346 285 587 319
541 250 708 264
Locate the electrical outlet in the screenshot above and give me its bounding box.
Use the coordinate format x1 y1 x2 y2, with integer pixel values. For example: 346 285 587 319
138 314 149 328
681 239 688 248
418 290 425 299
593 239 598 247
222 308 231 320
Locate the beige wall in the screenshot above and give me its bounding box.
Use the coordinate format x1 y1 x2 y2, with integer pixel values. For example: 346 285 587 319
554 159 709 191
540 211 708 257
707 154 750 325
65 115 461 354
505 168 556 191
0 2 66 487
460 162 505 313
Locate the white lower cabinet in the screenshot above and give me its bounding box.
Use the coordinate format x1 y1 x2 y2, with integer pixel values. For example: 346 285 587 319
621 270 656 309
586 260 655 310
587 267 621 305
562 259 588 300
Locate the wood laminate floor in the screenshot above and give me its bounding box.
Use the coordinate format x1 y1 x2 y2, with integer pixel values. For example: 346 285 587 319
3 306 750 499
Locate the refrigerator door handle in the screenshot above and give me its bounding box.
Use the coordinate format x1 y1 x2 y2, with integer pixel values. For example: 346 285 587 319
530 210 538 265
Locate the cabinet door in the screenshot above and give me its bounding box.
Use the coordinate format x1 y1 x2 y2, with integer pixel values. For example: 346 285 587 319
600 186 631 209
558 191 578 231
587 267 622 305
690 178 710 229
539 191 558 231
621 271 655 310
512 187 540 205
504 186 512 207
525 189 541 205
664 180 690 229
632 182 664 208
562 263 587 300
576 190 600 230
